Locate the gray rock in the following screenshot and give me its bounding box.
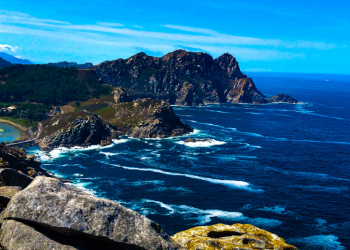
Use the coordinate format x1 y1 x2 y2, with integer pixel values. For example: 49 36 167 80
2 176 184 250
268 94 299 104
0 219 77 250
0 168 33 188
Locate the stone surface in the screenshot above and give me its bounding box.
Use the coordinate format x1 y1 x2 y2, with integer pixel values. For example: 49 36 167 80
113 98 193 138
37 110 119 150
268 94 299 104
2 176 184 250
172 223 298 250
93 50 268 105
113 86 133 103
0 169 33 188
0 186 21 208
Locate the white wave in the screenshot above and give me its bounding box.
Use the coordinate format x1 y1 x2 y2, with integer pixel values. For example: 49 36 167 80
245 112 263 115
142 129 202 140
70 181 96 195
296 106 345 120
111 138 130 144
102 162 260 192
143 199 244 224
242 204 290 215
73 173 84 177
288 235 346 250
147 186 193 193
123 180 165 186
177 139 226 147
246 217 283 228
292 185 349 192
204 109 231 114
256 206 290 215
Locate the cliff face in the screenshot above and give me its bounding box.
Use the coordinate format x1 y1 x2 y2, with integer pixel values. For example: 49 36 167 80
113 98 193 138
36 111 118 150
93 50 267 105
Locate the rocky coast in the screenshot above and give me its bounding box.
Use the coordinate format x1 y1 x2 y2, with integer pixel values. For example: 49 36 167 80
0 144 298 249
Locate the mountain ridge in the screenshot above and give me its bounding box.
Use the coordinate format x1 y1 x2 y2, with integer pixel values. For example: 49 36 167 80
0 52 32 65
93 49 268 105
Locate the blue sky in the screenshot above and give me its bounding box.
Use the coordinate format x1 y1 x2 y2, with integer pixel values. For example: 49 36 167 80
0 0 349 74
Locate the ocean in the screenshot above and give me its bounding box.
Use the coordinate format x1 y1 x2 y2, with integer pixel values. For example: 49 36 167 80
0 122 21 143
27 72 350 250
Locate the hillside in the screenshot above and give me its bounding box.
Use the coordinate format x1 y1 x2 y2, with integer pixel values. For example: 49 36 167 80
93 50 267 105
0 52 32 65
0 57 11 69
44 61 93 69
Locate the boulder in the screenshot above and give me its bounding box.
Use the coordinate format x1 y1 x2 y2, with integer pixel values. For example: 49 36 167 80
172 223 298 250
2 176 184 250
268 94 299 104
0 168 33 188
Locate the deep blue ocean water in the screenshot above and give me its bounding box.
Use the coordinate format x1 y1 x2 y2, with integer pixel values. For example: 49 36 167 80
29 72 350 250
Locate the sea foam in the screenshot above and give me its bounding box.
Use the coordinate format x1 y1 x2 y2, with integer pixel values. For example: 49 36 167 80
102 162 260 191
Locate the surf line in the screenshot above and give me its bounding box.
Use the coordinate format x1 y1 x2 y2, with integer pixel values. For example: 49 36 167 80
101 162 262 192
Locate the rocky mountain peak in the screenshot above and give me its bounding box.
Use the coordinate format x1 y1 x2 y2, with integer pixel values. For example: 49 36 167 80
215 53 246 79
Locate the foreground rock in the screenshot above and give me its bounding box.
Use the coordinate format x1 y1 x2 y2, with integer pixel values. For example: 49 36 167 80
268 94 299 104
93 50 268 105
37 111 119 150
0 143 53 178
1 176 183 250
113 98 193 138
0 168 33 188
172 223 298 250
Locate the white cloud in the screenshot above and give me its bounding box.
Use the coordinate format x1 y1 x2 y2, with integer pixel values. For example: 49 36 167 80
0 44 18 52
96 22 124 27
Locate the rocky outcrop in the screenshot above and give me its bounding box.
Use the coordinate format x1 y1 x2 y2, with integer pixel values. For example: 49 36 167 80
172 223 298 250
113 86 133 103
268 94 299 104
0 176 184 250
93 50 268 105
0 186 21 208
0 57 11 69
0 143 52 178
113 98 193 138
36 111 119 150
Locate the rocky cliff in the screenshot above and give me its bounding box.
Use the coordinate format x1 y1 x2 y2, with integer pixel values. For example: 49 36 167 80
93 50 267 105
268 94 299 104
36 111 118 150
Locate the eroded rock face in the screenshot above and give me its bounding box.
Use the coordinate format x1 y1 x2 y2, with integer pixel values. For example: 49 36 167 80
93 50 267 105
1 176 183 250
172 223 298 250
0 186 22 208
113 86 133 103
113 98 193 138
0 143 51 178
37 111 119 150
268 94 299 104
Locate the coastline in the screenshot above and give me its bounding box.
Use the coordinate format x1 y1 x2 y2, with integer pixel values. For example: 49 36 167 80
0 118 28 131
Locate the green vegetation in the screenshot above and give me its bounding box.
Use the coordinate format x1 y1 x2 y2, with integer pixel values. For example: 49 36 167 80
0 116 34 128
0 65 110 105
0 102 52 122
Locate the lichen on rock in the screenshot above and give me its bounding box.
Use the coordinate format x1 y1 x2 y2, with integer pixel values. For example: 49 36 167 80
172 223 298 250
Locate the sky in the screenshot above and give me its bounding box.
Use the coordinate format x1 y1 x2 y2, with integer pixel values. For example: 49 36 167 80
0 0 349 74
